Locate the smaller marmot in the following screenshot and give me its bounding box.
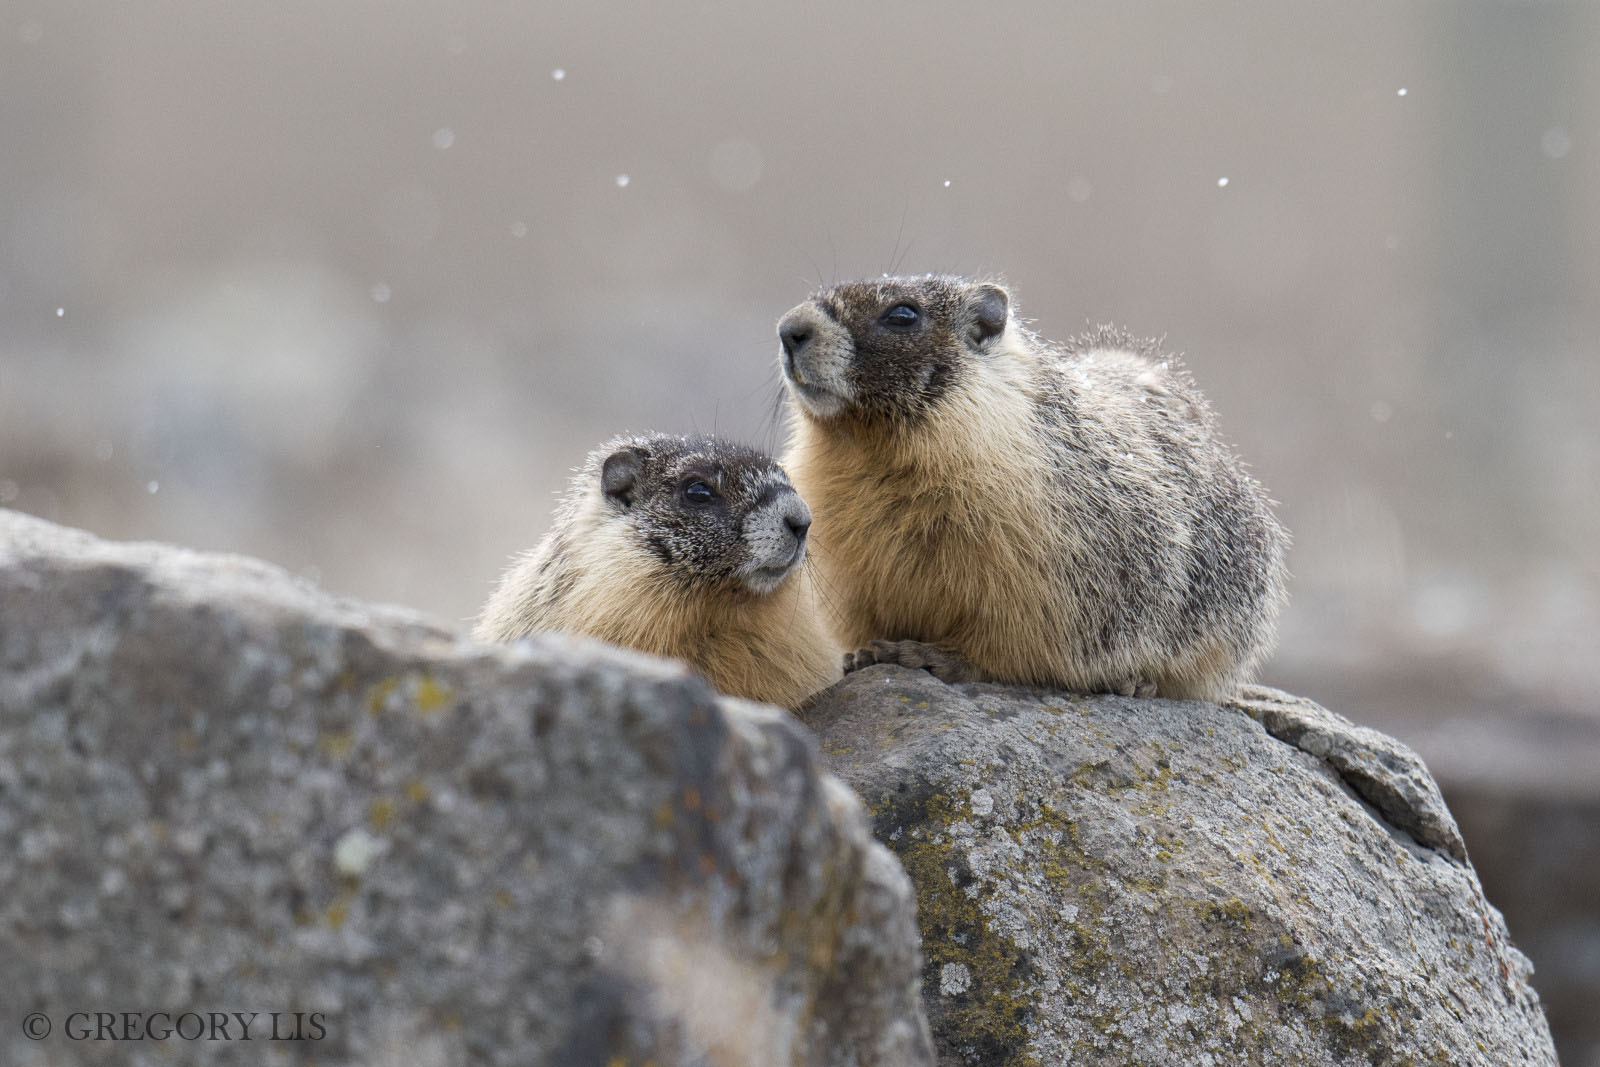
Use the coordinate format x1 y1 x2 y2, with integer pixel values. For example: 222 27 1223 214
776 275 1289 702
475 433 840 710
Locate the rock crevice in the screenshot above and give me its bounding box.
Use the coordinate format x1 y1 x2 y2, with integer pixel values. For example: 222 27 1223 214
1230 684 1469 863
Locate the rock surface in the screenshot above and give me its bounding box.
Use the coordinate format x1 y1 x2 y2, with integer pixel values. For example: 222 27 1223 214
0 509 933 1067
801 667 1558 1066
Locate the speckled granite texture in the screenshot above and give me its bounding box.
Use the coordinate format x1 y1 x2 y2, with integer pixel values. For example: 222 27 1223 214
0 509 933 1067
801 668 1558 1067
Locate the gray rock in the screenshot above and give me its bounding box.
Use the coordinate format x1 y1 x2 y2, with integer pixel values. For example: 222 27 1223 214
0 508 934 1067
1231 685 1468 862
801 667 1557 1066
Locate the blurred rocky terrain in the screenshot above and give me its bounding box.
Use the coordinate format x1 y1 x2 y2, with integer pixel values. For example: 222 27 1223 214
3 1 1597 1061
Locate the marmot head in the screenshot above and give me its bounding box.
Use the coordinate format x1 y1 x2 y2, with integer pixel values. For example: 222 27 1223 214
592 433 812 596
776 275 1011 423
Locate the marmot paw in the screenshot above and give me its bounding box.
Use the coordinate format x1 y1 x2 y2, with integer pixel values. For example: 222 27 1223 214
843 639 979 684
1107 677 1158 698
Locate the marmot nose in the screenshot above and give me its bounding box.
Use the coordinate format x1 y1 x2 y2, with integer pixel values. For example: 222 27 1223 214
786 512 811 543
781 495 812 544
779 323 812 360
778 313 814 361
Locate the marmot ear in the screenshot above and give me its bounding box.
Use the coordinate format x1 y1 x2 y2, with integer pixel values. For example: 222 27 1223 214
600 447 646 508
968 285 1009 345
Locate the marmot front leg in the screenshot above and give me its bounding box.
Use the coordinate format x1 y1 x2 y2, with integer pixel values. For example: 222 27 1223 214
843 639 981 684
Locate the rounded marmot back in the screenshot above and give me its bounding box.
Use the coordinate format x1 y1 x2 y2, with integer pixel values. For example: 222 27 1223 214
475 432 840 709
776 274 1289 702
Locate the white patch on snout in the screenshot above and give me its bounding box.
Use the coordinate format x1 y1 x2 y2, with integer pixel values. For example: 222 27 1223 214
737 488 810 595
779 302 856 419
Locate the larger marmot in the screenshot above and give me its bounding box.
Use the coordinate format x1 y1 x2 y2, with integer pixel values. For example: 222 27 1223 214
475 433 840 709
776 275 1288 702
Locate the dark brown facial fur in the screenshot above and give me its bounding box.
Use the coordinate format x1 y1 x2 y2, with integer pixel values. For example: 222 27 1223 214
800 275 1008 424
599 434 805 590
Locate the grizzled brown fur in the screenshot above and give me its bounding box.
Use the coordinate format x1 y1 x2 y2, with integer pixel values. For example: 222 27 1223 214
777 275 1289 701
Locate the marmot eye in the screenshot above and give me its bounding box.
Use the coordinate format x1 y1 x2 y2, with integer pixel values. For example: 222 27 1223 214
883 304 919 325
682 480 716 504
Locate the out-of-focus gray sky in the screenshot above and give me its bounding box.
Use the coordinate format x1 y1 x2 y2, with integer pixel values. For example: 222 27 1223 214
4 2 1598 724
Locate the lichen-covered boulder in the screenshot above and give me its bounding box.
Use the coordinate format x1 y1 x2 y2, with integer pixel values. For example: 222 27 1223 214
801 667 1557 1066
0 509 933 1067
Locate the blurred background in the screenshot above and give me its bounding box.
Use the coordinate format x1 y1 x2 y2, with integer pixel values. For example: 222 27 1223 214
3 0 1596 1057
